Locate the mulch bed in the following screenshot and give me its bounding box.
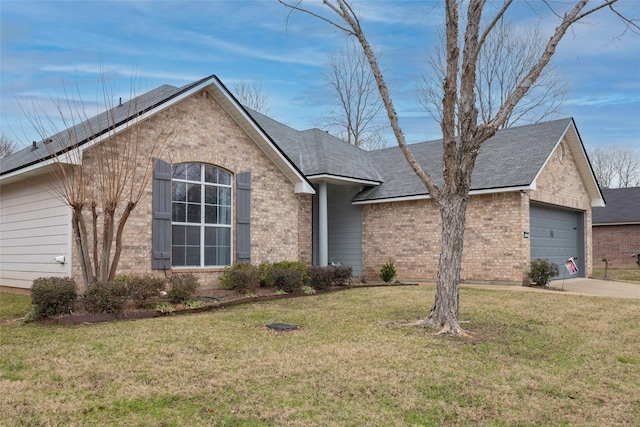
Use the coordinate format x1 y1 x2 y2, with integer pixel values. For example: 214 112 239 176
46 282 418 326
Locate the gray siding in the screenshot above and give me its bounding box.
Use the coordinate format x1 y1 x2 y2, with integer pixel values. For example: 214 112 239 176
327 184 362 276
0 174 72 288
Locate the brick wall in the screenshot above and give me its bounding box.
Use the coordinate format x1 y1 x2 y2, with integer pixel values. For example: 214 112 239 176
362 192 527 284
72 89 307 288
361 137 595 284
593 224 640 267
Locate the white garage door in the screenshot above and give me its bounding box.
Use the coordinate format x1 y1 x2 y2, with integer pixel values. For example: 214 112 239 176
530 204 584 280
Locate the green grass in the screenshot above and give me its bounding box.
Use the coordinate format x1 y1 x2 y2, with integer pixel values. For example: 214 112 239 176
1 286 639 426
593 267 640 284
0 292 31 321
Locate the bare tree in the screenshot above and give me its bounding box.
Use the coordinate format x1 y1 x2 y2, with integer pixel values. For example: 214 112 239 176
321 39 386 150
25 76 178 288
0 132 17 159
280 0 637 336
590 147 618 188
232 80 271 115
418 18 569 129
592 146 640 188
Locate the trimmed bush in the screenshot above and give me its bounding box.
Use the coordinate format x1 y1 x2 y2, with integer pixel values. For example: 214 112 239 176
529 259 560 286
307 265 353 290
31 277 77 320
126 275 166 308
272 267 304 293
333 265 353 286
259 261 309 288
219 263 260 293
307 266 335 290
84 281 127 314
167 273 200 303
380 260 397 283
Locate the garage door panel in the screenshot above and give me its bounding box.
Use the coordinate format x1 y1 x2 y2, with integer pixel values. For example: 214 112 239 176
530 204 584 280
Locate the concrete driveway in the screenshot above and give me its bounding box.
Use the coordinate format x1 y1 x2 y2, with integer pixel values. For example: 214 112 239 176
553 277 640 299
462 278 640 299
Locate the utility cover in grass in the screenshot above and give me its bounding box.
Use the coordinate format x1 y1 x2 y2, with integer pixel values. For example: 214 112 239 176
266 323 298 331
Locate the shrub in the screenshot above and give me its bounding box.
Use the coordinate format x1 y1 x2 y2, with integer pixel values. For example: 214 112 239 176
219 263 260 293
167 273 200 303
307 266 334 290
84 281 127 314
272 267 304 293
31 277 77 320
260 261 309 288
380 260 397 283
126 275 166 308
258 262 275 288
529 259 560 286
333 265 353 286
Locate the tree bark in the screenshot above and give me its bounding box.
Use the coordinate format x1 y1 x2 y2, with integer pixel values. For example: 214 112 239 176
107 201 135 282
426 194 469 335
72 206 93 289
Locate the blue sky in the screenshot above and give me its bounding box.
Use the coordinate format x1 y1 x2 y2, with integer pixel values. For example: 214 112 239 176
1 0 638 151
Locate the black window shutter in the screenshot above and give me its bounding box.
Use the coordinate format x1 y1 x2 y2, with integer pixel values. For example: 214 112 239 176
152 158 172 270
236 171 251 263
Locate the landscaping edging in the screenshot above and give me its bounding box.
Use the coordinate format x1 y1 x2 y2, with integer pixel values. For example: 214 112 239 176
48 282 419 325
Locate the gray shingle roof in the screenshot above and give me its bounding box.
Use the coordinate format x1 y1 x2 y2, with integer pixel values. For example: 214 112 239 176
2 75 579 205
592 187 640 224
0 75 216 176
247 109 382 183
353 118 573 202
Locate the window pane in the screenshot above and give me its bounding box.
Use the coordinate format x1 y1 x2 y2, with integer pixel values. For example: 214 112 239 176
205 205 218 224
205 165 218 183
186 247 200 266
218 227 231 246
172 225 186 245
219 187 231 206
219 170 231 186
172 203 186 222
172 246 186 266
205 186 217 204
187 183 201 203
186 164 201 181
186 225 200 245
172 182 186 202
172 164 186 179
204 227 217 246
187 204 201 223
219 206 231 225
204 247 215 266
217 246 231 266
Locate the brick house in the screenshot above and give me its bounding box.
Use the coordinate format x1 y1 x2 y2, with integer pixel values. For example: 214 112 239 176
0 75 604 291
592 187 640 268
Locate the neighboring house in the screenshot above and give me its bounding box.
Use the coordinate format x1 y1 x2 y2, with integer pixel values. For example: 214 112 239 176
592 187 640 268
0 75 604 291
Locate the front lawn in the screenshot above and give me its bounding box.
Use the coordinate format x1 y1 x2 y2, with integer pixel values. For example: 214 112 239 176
1 286 639 426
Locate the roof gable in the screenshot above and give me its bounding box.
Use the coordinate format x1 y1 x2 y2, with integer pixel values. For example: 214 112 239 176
353 118 603 206
0 75 314 194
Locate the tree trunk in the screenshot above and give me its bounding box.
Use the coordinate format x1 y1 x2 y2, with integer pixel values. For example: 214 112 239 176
426 193 469 335
72 206 93 289
91 202 99 280
98 205 115 282
107 201 135 282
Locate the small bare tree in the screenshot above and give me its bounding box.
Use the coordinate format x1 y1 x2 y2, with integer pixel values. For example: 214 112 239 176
280 0 638 336
26 76 178 288
320 39 386 150
232 80 271 115
0 132 16 159
418 18 569 128
591 145 640 188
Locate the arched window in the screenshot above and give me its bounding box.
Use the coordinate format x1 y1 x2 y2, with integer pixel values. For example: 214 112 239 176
171 163 232 267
